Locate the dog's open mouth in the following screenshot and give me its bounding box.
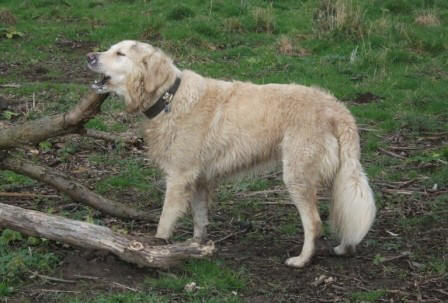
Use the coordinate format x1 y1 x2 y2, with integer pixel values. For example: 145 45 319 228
91 75 110 93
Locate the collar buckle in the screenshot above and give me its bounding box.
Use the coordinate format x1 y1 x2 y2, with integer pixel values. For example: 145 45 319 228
143 77 181 119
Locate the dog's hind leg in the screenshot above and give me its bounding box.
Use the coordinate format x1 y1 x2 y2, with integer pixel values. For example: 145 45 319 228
282 135 322 268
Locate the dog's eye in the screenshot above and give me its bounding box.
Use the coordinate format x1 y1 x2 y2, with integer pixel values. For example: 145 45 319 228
116 51 125 56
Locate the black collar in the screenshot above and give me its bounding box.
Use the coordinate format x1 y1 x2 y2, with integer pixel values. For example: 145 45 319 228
143 77 181 119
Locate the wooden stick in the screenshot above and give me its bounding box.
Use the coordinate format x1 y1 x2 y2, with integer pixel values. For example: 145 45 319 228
378 147 406 159
0 192 59 199
0 92 109 150
0 155 158 222
0 202 215 269
0 84 21 88
29 271 76 283
85 129 141 145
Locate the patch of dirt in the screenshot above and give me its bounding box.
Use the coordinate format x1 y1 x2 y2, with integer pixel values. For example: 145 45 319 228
59 250 155 287
352 92 382 104
14 59 95 85
0 9 16 25
2 38 97 85
55 37 96 54
24 65 51 82
11 249 157 303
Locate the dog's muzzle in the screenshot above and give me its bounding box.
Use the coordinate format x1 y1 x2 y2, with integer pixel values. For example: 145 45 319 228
86 52 110 93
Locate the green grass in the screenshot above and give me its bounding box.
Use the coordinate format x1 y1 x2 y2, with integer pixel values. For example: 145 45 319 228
0 170 35 190
65 260 246 303
351 289 386 302
0 229 59 297
94 158 160 194
146 259 246 301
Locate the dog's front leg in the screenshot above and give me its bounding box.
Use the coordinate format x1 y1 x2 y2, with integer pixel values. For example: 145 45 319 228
190 182 211 243
155 177 194 240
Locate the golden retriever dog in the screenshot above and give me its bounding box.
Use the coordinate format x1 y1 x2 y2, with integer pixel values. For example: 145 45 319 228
86 40 376 267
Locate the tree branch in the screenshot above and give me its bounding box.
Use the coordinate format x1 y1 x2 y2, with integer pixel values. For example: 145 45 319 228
0 154 158 222
0 202 215 269
0 92 109 150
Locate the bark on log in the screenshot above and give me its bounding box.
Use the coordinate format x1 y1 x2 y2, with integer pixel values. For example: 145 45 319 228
0 202 215 269
0 155 158 222
0 92 109 150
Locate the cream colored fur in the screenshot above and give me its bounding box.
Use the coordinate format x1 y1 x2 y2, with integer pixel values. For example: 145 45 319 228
88 40 376 267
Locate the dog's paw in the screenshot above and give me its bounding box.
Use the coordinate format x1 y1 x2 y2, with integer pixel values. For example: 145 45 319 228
151 237 172 246
285 256 310 268
183 237 208 245
332 244 356 256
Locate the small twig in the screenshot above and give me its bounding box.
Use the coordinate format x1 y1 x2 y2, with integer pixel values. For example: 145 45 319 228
111 281 138 292
393 179 419 188
358 127 379 132
57 203 80 211
214 229 247 243
0 83 21 88
35 289 81 294
331 284 348 291
435 289 448 297
72 274 101 280
29 271 76 283
378 147 406 159
0 192 59 199
32 92 36 109
384 289 411 296
388 146 419 151
379 251 411 263
85 129 141 145
237 189 286 198
257 201 295 205
382 188 425 195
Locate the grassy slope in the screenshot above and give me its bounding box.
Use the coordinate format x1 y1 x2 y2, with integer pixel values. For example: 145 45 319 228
1 0 447 302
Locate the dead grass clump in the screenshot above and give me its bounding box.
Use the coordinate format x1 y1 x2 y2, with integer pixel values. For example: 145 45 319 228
314 0 365 39
0 9 16 25
276 35 309 57
223 17 244 33
252 7 275 33
372 16 391 33
415 11 441 27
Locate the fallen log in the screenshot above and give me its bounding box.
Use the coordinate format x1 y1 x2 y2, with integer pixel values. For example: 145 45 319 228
0 202 215 268
0 92 109 150
0 155 158 222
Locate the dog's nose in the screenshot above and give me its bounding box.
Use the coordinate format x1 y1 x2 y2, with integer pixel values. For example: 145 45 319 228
86 52 98 65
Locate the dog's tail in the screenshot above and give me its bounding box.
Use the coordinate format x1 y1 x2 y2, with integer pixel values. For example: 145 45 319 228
330 115 376 255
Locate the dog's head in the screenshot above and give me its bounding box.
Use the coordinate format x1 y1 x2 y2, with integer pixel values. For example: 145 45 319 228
87 40 177 112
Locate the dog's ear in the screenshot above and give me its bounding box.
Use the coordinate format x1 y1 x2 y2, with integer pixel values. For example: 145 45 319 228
141 51 171 94
124 49 173 113
124 69 146 113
